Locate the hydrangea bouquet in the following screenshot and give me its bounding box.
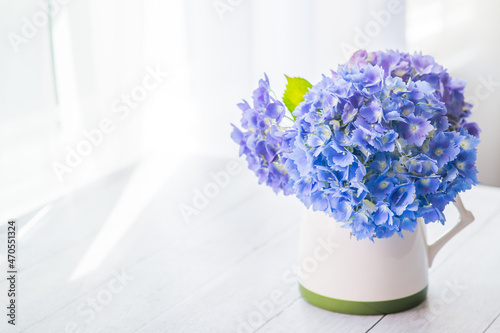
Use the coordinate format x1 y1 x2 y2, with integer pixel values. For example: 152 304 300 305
231 50 480 240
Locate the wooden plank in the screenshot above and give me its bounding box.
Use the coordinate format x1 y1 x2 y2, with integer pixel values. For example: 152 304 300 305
484 312 500 332
0 156 247 271
134 223 378 333
0 165 136 271
256 299 382 333
17 166 301 331
0 155 256 282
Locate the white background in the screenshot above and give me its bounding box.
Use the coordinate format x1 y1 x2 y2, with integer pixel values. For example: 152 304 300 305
1 0 499 221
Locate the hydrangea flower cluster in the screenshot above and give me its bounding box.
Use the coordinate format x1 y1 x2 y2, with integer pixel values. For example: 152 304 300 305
231 74 294 195
350 50 480 136
231 50 480 240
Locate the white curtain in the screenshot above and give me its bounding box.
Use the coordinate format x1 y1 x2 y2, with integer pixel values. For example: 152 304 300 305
1 0 58 219
406 0 500 186
2 0 497 221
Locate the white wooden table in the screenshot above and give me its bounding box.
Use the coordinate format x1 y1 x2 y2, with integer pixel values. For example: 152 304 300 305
1 155 500 333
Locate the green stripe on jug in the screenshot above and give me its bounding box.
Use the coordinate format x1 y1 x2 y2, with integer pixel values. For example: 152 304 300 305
299 284 428 315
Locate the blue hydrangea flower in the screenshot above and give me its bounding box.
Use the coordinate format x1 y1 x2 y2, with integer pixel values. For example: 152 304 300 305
405 154 438 176
427 131 460 168
367 175 397 201
415 177 440 195
374 203 394 226
232 50 480 240
372 131 398 152
417 204 445 224
454 150 479 182
390 183 416 216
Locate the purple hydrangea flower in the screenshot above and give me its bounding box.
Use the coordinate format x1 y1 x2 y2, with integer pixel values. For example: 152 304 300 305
398 115 433 146
231 74 293 195
356 49 481 137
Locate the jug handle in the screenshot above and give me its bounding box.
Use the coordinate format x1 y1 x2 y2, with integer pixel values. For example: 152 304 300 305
427 195 475 267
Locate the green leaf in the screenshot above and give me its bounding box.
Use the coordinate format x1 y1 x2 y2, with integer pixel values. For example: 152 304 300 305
282 76 312 119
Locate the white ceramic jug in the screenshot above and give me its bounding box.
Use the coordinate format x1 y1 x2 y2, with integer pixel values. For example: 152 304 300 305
297 195 474 315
